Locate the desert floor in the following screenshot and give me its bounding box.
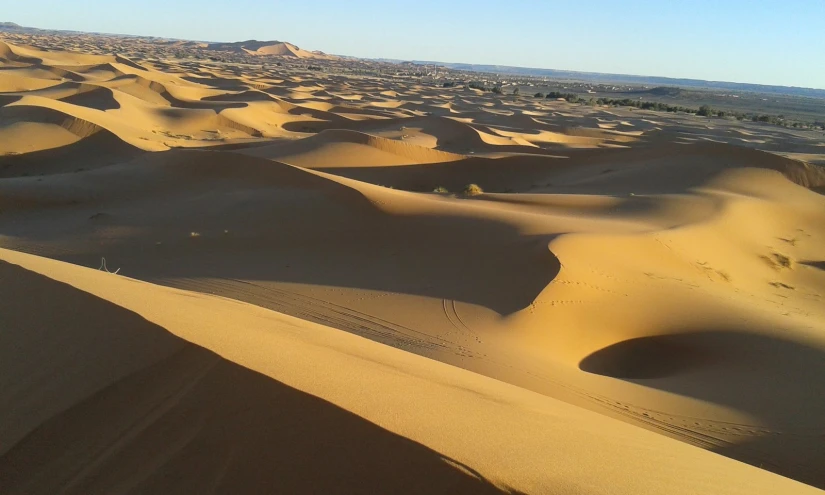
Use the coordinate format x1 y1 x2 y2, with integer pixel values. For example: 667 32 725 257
1 35 824 494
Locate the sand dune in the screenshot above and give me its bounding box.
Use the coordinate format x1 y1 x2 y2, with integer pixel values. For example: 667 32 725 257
2 36 825 493
0 249 818 494
242 129 464 167
206 40 337 60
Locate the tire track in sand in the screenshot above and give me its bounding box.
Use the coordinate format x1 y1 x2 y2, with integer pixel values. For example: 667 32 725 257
167 277 481 358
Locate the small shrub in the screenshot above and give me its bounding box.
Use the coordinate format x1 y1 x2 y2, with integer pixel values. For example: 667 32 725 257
433 186 449 193
761 252 794 270
463 183 483 196
773 253 793 269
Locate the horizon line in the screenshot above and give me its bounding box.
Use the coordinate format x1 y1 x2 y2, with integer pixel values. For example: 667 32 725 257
3 20 824 92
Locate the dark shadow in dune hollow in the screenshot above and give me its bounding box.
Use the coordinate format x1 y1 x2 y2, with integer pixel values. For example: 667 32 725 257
59 86 121 111
580 330 825 488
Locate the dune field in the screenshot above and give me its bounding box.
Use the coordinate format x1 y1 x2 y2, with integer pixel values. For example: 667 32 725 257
1 33 824 494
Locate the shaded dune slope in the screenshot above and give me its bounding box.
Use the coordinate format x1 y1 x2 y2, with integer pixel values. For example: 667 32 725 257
577 328 825 484
0 128 144 177
0 261 510 495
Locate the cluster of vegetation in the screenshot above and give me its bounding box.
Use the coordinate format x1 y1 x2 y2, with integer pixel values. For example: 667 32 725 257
543 91 581 101
588 96 694 113
445 80 823 130
464 183 484 196
432 184 484 196
466 81 504 94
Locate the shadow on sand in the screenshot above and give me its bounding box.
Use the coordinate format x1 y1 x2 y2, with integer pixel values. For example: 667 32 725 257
0 261 523 494
579 330 825 488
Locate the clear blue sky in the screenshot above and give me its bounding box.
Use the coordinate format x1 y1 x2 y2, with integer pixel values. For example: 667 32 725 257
8 0 825 89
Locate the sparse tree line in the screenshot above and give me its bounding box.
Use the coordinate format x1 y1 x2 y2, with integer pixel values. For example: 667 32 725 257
460 81 505 94
545 93 825 130
535 91 580 101
440 81 824 130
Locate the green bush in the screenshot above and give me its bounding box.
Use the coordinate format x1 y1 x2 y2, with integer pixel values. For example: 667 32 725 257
463 184 483 196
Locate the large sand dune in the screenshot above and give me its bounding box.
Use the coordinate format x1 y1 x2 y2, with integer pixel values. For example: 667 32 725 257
1 37 824 493
207 40 337 60
0 249 818 494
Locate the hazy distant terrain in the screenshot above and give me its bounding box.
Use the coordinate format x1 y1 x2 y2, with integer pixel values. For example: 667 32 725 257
417 61 825 99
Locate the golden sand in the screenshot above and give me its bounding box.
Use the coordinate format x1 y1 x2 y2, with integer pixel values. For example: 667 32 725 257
1 37 824 493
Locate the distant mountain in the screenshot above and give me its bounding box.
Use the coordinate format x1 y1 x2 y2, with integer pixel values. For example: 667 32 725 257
0 22 337 61
0 22 33 33
0 21 128 37
413 61 825 99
